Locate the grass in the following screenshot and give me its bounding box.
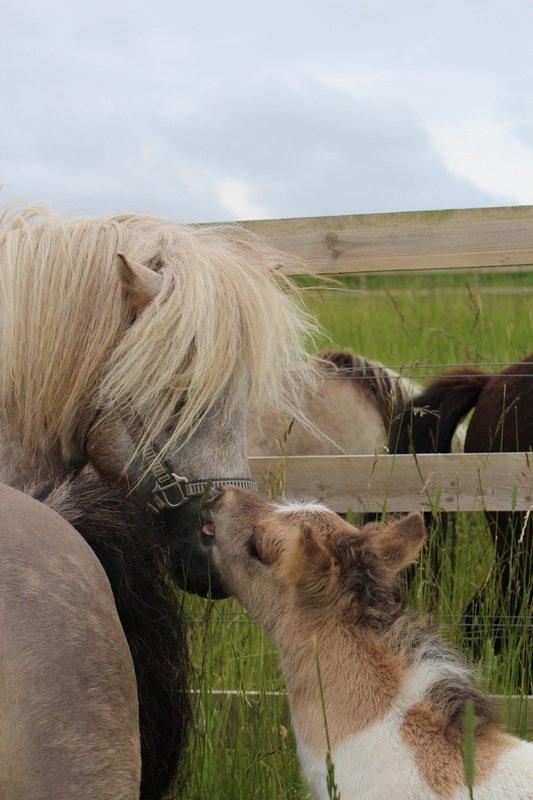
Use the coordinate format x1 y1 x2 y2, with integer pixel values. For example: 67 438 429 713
176 269 532 799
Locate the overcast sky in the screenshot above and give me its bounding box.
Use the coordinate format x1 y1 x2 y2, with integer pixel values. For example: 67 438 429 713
2 0 533 222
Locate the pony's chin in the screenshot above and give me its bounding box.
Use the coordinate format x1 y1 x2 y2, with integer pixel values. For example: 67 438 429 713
170 553 228 600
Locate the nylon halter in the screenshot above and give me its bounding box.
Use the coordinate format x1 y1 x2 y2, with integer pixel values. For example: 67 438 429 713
118 410 257 515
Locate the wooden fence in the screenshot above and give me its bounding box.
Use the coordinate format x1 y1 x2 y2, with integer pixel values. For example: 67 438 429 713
213 204 533 737
250 452 532 514
240 203 533 515
242 204 533 275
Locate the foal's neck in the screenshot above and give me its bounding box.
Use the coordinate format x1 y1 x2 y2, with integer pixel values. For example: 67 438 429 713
273 612 401 754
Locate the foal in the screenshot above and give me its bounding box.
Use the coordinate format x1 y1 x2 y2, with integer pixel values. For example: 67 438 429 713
204 489 533 800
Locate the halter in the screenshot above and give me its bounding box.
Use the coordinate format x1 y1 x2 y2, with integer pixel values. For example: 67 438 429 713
141 439 257 514
87 409 258 515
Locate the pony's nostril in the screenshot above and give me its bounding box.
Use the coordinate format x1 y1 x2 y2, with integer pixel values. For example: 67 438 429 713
201 509 216 541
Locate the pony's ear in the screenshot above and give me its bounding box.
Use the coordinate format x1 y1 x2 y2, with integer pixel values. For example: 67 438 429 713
117 252 163 311
371 512 426 573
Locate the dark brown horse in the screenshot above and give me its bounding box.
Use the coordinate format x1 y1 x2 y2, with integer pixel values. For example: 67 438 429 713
389 355 532 663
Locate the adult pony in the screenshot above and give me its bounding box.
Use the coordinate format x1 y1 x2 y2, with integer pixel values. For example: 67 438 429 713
0 203 315 798
388 356 532 654
247 350 420 457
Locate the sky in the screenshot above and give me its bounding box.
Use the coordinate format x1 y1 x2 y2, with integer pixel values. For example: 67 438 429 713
1 0 533 222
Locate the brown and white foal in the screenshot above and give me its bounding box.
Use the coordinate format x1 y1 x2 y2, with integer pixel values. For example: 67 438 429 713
203 489 533 800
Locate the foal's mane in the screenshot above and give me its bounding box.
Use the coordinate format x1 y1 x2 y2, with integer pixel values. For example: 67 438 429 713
386 613 496 737
34 471 189 800
0 203 317 481
320 350 414 429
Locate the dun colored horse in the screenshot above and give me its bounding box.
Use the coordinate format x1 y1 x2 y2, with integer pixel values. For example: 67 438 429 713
247 350 421 458
0 481 140 800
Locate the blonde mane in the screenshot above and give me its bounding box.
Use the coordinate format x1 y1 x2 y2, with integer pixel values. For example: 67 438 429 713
0 203 317 482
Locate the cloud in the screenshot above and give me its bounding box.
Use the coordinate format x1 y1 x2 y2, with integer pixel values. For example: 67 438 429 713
0 77 505 221
427 120 533 205
215 178 269 220
0 0 528 220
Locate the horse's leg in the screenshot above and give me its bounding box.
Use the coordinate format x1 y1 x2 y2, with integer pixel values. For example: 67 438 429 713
462 511 532 689
485 512 531 633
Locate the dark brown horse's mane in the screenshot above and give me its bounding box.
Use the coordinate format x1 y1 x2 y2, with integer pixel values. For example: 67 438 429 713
32 471 190 800
320 350 405 429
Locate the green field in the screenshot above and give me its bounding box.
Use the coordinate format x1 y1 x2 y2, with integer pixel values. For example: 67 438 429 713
178 270 532 800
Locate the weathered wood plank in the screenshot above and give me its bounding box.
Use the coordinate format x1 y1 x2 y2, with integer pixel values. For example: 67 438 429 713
249 452 533 512
239 205 533 275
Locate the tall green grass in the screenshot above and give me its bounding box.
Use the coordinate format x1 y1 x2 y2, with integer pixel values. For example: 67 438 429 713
177 270 532 799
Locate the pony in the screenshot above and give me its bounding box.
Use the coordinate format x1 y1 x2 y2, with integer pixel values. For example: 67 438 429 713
0 480 140 800
203 488 533 800
247 350 421 457
388 356 532 649
0 203 316 799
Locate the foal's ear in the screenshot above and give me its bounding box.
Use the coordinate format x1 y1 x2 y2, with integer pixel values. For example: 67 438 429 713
371 512 426 572
248 524 281 566
117 252 163 311
280 523 332 588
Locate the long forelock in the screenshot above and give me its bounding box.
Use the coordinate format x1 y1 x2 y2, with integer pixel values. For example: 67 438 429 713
0 205 318 475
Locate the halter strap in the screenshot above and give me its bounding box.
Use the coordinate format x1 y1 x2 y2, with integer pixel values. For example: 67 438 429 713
147 472 258 514
87 408 258 514
139 432 257 513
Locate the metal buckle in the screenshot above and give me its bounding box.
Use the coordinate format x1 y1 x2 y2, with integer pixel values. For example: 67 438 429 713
149 473 190 513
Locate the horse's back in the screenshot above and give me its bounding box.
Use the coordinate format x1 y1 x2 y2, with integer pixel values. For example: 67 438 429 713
0 483 140 800
247 371 385 456
465 356 533 452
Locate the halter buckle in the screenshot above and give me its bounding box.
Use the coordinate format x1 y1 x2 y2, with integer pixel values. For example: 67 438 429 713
149 473 190 513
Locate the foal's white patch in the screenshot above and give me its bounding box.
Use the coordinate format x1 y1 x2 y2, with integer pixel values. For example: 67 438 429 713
275 500 331 515
399 659 469 711
450 738 533 800
294 661 533 799
295 709 440 800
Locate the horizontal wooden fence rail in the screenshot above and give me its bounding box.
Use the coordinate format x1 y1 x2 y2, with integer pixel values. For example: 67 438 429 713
249 452 533 513
240 205 533 276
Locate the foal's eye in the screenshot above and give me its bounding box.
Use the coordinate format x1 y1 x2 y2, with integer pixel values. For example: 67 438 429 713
247 530 262 561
